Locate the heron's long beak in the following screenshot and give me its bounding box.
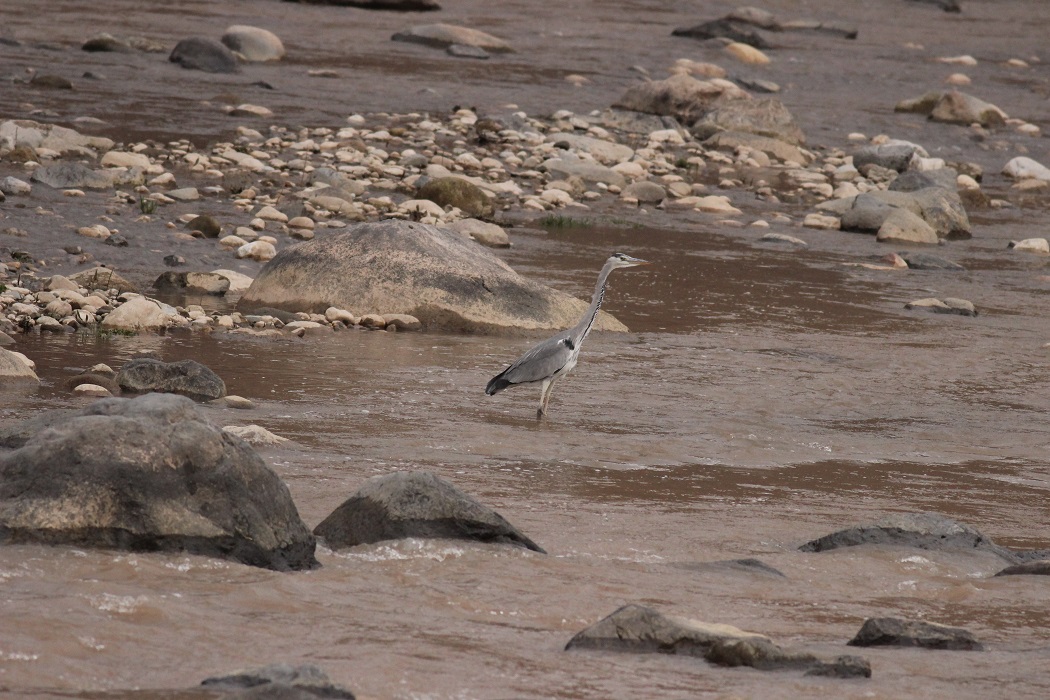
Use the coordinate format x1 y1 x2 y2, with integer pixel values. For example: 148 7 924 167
624 256 651 266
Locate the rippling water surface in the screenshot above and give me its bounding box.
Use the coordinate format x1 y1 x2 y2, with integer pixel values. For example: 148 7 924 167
3 223 1050 699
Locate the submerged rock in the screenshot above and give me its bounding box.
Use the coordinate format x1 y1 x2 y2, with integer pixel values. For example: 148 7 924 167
202 663 355 698
314 471 544 553
566 605 870 678
116 358 226 401
905 297 977 317
0 393 317 571
848 617 982 650
392 23 512 52
169 37 240 73
237 219 628 334
995 560 1050 577
799 512 1014 561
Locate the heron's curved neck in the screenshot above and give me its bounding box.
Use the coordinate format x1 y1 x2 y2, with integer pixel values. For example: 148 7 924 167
572 259 616 342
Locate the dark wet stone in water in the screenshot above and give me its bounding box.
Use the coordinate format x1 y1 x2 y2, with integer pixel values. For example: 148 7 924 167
898 252 966 270
995 560 1050 576
82 33 134 52
566 604 871 678
104 234 128 247
153 271 230 296
29 74 73 89
185 214 222 238
907 0 961 12
246 307 300 324
676 557 787 578
0 393 317 571
202 663 355 698
889 169 959 192
314 471 545 553
116 358 227 401
799 512 1016 561
848 617 982 650
672 19 774 49
164 254 186 267
169 37 240 73
65 372 120 395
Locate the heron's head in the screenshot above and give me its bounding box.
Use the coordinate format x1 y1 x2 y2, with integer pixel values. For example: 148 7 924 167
609 252 651 269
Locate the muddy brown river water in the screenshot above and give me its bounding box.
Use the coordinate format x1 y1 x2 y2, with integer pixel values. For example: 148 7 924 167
2 0 1050 698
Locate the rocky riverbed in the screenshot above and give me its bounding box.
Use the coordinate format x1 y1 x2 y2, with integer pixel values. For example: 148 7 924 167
2 1 1050 699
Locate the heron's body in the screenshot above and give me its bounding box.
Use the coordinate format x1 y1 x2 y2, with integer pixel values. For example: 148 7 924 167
485 253 650 418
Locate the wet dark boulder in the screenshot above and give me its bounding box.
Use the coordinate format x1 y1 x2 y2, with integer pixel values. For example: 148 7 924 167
848 617 982 650
153 271 231 296
672 19 775 49
674 557 787 578
169 37 240 73
853 143 922 173
314 471 545 553
0 393 318 571
889 169 960 192
566 605 871 678
416 176 494 218
236 219 627 334
898 252 966 271
116 358 226 401
185 214 222 238
907 0 961 11
995 560 1050 577
202 663 355 698
800 512 1017 562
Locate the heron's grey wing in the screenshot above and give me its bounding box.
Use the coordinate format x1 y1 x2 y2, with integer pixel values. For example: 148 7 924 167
500 332 574 385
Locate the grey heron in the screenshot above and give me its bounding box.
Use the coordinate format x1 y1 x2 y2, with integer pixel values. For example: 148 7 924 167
485 252 651 418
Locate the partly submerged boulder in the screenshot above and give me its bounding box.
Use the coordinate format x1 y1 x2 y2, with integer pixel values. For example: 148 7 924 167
0 347 39 387
566 604 871 678
237 219 628 334
613 73 747 128
314 471 544 553
116 358 226 401
0 393 317 571
392 23 512 52
799 512 1017 562
202 664 355 698
169 37 240 73
848 617 982 650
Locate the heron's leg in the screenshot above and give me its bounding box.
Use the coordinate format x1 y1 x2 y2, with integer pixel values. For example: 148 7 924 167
537 378 553 419
538 377 558 419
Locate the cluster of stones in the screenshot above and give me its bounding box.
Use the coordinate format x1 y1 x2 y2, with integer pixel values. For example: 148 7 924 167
0 267 421 340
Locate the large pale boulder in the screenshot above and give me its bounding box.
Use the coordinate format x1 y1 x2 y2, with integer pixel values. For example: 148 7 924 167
237 220 628 333
0 393 317 571
221 25 285 62
100 296 173 332
0 347 39 386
